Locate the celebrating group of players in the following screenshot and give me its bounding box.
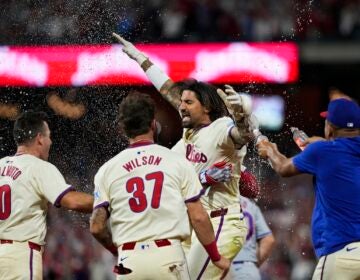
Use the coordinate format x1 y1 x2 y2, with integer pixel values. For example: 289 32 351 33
0 32 359 280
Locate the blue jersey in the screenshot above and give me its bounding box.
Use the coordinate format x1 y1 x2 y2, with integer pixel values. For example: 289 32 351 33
293 137 360 257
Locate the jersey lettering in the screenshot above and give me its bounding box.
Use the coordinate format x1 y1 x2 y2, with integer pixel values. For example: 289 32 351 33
185 144 207 163
0 184 11 220
126 171 164 212
243 211 254 241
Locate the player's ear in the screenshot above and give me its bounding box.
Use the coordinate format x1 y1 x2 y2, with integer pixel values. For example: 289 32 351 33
151 120 162 142
150 119 157 133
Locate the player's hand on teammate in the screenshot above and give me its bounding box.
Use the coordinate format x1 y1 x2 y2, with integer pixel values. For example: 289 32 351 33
213 255 231 279
112 32 148 65
199 161 232 185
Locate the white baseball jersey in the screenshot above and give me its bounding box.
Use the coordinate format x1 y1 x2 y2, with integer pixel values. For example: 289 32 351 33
172 116 245 210
0 154 73 245
93 141 203 246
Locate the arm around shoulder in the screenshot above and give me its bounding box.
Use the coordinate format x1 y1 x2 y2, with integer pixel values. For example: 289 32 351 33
60 191 94 213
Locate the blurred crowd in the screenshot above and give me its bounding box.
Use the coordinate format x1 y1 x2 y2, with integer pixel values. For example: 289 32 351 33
1 0 360 45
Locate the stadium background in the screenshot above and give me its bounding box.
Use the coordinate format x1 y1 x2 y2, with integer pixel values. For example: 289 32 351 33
0 0 360 279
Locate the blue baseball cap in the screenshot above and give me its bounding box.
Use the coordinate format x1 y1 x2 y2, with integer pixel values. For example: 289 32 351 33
320 98 360 128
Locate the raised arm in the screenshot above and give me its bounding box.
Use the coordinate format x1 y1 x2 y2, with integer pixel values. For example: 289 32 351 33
217 85 254 146
112 33 180 109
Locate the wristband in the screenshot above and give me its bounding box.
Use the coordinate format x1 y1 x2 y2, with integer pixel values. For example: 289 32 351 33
145 65 170 91
204 240 221 262
106 244 118 256
135 53 148 65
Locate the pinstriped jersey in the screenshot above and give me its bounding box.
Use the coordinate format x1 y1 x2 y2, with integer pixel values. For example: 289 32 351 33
172 117 246 210
0 154 73 245
93 142 203 246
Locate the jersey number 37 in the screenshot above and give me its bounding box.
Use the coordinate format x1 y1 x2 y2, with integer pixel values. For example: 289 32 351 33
126 171 164 213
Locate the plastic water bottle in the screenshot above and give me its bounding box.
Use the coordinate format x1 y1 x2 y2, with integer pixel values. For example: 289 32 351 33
253 129 269 146
291 127 309 151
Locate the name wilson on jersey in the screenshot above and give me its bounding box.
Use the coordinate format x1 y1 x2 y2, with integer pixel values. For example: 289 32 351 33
123 155 162 172
0 165 22 180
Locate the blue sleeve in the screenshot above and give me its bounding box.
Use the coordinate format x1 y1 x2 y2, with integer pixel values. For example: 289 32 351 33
292 142 322 175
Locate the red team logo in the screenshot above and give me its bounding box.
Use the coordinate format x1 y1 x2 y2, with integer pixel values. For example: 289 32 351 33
186 144 207 163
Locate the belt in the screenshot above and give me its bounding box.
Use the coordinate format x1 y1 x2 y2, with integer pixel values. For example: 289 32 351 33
210 205 243 218
121 239 171 250
233 261 256 264
210 208 228 218
0 240 42 252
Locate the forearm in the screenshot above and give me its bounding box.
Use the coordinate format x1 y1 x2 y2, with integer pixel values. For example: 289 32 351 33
190 213 216 245
141 59 179 109
113 33 181 109
266 149 295 177
257 235 275 266
230 124 252 147
60 192 94 213
91 226 114 250
90 208 118 256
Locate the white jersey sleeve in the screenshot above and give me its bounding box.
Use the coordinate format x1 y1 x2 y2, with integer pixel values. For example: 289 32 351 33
33 161 74 207
180 160 204 203
93 165 110 211
0 154 73 245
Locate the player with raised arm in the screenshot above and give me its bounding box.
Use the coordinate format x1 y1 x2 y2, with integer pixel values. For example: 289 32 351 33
0 111 93 280
112 33 252 280
89 93 230 279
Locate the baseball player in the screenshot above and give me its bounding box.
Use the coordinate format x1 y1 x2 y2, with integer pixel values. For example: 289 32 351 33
223 151 274 280
0 111 93 280
230 194 275 280
113 34 251 280
89 93 230 279
257 98 360 279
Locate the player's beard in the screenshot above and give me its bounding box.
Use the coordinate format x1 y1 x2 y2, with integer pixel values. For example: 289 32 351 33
181 116 194 128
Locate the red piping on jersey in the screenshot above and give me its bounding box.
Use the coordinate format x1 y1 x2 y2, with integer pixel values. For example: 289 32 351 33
128 140 154 148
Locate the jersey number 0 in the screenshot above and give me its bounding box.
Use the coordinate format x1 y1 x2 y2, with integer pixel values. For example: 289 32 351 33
0 184 11 220
126 171 164 213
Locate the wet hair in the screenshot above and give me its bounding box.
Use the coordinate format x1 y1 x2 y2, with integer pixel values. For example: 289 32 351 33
13 111 48 145
171 79 230 121
118 92 155 138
